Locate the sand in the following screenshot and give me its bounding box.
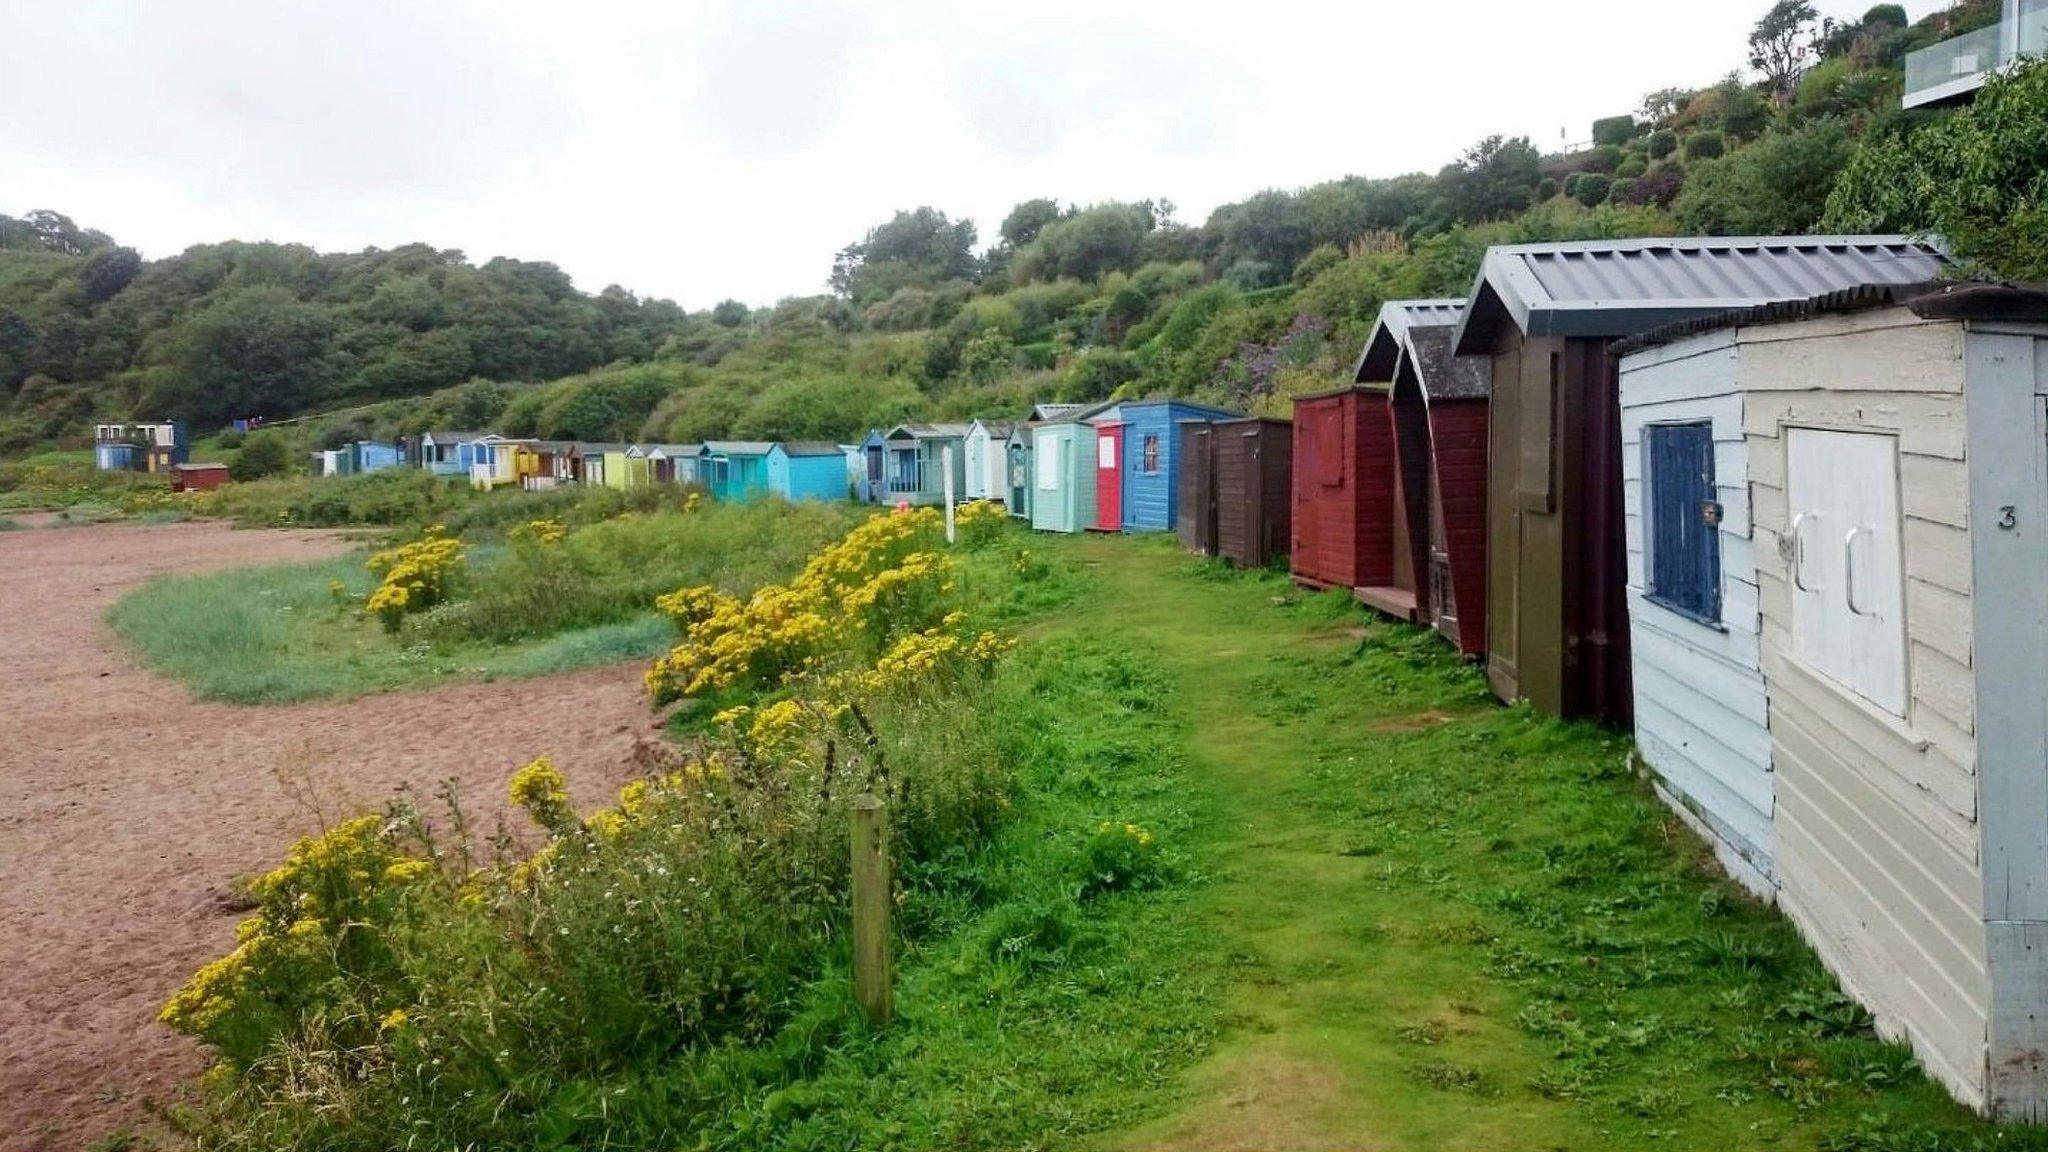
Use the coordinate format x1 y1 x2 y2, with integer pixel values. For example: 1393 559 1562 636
0 517 658 1149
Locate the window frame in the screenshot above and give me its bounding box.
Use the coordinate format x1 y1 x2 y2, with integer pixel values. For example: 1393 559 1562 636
1642 420 1724 627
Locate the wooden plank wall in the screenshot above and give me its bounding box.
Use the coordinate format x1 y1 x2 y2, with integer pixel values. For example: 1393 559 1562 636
1742 309 1989 1109
1428 401 1489 660
1619 333 1774 896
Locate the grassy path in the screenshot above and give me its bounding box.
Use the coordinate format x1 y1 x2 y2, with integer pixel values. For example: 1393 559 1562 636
1036 533 2003 1152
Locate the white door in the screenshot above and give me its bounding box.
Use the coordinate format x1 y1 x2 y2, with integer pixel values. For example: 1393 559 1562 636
1786 428 1908 716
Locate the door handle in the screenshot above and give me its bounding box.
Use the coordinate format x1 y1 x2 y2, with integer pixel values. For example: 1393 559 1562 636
1790 513 1813 592
1844 527 1869 617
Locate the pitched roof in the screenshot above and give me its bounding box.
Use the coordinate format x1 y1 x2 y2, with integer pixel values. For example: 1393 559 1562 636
1615 280 2048 356
1354 298 1468 383
970 419 1017 439
572 442 630 455
1030 403 1084 422
642 443 701 457
777 441 845 457
1399 326 1492 402
1032 399 1122 426
1115 397 1245 420
884 423 972 441
421 430 496 444
700 440 775 456
1451 235 1950 355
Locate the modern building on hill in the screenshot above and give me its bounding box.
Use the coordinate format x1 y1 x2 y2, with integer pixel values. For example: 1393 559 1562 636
93 422 187 473
1904 0 2048 108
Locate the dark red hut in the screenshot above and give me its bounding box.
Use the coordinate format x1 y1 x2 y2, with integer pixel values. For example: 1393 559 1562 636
1354 301 1492 658
1288 386 1409 615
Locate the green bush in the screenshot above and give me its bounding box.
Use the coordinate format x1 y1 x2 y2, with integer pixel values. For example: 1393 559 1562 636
1675 119 1855 236
1570 173 1613 208
1683 131 1726 161
1646 129 1679 159
1606 177 1640 205
1592 114 1638 147
1826 58 2048 279
228 429 297 481
1615 155 1648 179
1536 177 1560 201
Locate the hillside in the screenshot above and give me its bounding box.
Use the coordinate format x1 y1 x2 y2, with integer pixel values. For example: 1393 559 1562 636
1 0 2036 460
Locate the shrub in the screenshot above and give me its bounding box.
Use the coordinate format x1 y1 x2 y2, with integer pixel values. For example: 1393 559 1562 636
1584 144 1624 174
1646 128 1679 159
1571 173 1613 208
1613 165 1687 209
228 430 296 481
1675 118 1854 236
363 529 465 631
1825 58 2048 279
1606 177 1640 205
1592 114 1638 147
1683 131 1726 161
1079 821 1166 896
1615 155 1648 179
1536 177 1560 202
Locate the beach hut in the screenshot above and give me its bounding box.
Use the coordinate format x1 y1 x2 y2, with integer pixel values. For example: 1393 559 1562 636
1614 281 2048 1119
880 424 970 506
644 444 702 486
856 429 888 503
1005 424 1034 519
1212 418 1294 570
468 436 525 490
964 420 1017 504
1029 404 1115 533
841 444 862 498
419 431 496 478
1451 235 1947 725
351 441 403 475
513 441 575 490
1289 386 1406 612
698 441 774 500
1112 399 1242 533
766 442 849 502
1357 299 1494 657
1176 422 1216 554
169 462 229 492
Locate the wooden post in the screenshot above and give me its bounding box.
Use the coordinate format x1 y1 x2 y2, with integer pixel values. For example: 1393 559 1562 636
942 444 957 544
850 793 892 1025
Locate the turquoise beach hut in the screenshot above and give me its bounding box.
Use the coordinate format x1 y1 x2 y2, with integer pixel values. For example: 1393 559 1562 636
698 441 774 500
766 442 849 502
1028 402 1116 533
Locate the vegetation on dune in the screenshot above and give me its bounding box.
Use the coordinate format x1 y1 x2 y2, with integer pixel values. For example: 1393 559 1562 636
106 496 864 702
4 1 2037 467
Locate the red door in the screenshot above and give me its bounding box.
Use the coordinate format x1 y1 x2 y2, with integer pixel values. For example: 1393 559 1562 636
1095 424 1124 532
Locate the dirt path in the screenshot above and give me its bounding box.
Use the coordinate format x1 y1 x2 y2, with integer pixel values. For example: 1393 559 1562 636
0 519 659 1150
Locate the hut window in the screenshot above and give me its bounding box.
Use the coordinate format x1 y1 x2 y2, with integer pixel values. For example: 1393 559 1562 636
1644 423 1722 624
1142 434 1161 474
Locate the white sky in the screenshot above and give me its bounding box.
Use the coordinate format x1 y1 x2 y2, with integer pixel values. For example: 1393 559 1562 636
2 0 1951 308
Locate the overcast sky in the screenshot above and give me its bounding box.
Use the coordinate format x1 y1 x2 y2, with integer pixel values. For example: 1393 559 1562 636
3 0 1949 308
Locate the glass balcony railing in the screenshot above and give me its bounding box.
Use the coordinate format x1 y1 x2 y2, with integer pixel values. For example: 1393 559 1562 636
1904 23 2008 107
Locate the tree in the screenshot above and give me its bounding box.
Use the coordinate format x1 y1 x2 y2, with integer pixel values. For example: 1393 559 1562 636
155 286 338 426
710 299 750 328
1675 118 1853 235
79 247 141 303
229 428 296 481
1014 203 1156 283
1433 135 1544 225
999 199 1064 249
1750 0 1820 105
829 207 979 304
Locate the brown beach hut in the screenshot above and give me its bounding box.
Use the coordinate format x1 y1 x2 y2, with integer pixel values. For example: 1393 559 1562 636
1450 235 1947 724
1212 418 1292 570
1175 422 1216 554
1355 300 1492 658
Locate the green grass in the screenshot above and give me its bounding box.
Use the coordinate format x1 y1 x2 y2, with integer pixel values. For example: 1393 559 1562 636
739 532 2036 1152
106 501 864 702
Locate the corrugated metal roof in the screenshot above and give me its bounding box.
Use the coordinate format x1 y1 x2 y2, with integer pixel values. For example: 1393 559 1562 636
1030 403 1084 422
1354 297 1468 383
421 430 496 444
1451 235 1950 354
1116 397 1244 420
1614 280 2048 357
885 423 972 441
700 440 774 455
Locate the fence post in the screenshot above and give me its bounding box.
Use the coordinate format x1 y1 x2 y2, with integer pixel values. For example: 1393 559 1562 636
942 444 957 544
850 793 892 1025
